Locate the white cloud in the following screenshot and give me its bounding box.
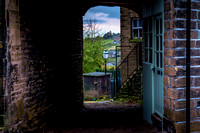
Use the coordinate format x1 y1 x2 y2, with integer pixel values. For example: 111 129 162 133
83 12 120 35
94 13 120 34
95 13 109 18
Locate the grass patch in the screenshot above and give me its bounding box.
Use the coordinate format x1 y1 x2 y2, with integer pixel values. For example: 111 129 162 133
113 95 143 104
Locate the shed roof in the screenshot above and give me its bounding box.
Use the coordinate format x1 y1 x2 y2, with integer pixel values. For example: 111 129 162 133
83 72 112 77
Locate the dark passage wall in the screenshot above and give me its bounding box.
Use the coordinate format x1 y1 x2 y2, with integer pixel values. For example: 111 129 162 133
0 0 5 127
4 0 84 131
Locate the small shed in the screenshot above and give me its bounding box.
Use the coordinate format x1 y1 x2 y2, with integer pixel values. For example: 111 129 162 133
83 72 112 98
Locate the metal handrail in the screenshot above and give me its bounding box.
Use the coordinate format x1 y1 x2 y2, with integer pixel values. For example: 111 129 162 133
117 44 138 70
116 42 141 96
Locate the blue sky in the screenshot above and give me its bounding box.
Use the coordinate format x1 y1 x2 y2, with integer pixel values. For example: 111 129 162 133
83 6 120 35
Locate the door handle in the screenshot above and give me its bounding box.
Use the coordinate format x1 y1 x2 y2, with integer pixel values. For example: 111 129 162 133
152 67 155 73
157 70 163 76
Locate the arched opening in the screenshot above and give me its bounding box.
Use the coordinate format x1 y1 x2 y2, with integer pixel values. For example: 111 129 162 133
82 5 144 113
82 5 121 106
78 3 158 132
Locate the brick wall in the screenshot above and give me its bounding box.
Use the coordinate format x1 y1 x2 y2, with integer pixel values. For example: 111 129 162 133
164 0 200 132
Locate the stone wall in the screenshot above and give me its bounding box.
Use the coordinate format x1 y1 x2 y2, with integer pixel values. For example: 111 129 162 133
120 7 139 59
120 7 141 84
83 72 111 98
0 0 5 127
164 0 200 132
4 0 51 131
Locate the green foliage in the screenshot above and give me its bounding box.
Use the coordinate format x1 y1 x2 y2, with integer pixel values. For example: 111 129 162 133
119 68 143 103
114 95 143 104
101 39 114 46
103 31 113 39
83 37 105 73
129 38 142 42
0 115 4 130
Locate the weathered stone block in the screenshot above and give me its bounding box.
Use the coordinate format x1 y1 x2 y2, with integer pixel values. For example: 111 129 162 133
164 76 171 86
167 88 183 99
190 88 200 98
164 66 185 76
175 121 200 133
164 97 170 107
164 107 198 122
191 58 200 66
164 49 185 57
171 77 186 88
170 99 196 109
170 58 186 66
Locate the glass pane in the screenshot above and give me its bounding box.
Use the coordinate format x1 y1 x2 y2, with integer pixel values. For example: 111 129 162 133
133 20 137 27
160 36 163 51
145 33 148 47
156 19 159 34
156 36 159 51
143 19 148 32
134 29 138 38
160 18 162 34
160 53 163 68
149 33 152 48
139 20 143 27
156 52 159 67
149 49 152 63
149 18 152 32
139 29 142 38
145 49 148 62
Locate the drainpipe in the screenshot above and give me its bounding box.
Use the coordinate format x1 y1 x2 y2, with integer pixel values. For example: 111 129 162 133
186 0 191 132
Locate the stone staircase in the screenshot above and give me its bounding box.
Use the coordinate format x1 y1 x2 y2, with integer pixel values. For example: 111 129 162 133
119 67 143 98
116 42 143 98
0 115 4 131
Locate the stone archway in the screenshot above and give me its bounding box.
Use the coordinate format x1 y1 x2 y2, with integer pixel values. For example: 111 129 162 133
2 0 143 131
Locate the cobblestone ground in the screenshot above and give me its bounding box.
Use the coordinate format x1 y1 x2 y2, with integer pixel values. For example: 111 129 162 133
46 101 167 133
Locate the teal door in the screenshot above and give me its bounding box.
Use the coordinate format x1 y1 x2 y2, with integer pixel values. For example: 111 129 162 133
143 0 164 123
143 17 153 123
143 15 164 123
153 15 164 117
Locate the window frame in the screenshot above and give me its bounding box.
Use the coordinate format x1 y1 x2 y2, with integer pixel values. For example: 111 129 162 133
131 18 143 39
143 17 152 63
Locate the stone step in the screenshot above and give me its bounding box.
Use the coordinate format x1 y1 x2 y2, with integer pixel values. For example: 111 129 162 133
0 115 4 127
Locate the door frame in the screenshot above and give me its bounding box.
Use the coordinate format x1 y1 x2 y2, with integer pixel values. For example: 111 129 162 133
152 13 164 118
143 12 164 123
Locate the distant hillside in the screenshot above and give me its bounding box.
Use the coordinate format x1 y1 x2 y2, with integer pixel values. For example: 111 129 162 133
103 31 120 40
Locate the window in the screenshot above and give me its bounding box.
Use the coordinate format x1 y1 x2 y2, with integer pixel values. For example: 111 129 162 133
132 18 143 39
143 17 152 63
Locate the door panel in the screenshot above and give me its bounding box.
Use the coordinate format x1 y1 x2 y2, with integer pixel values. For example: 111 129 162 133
143 17 153 123
153 15 164 117
143 0 164 124
143 14 164 123
143 63 153 123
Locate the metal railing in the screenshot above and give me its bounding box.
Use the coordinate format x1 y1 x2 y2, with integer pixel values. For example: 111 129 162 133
116 42 142 96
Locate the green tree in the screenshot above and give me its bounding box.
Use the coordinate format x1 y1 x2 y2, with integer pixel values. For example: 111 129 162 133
83 38 104 73
83 19 105 73
103 31 113 39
